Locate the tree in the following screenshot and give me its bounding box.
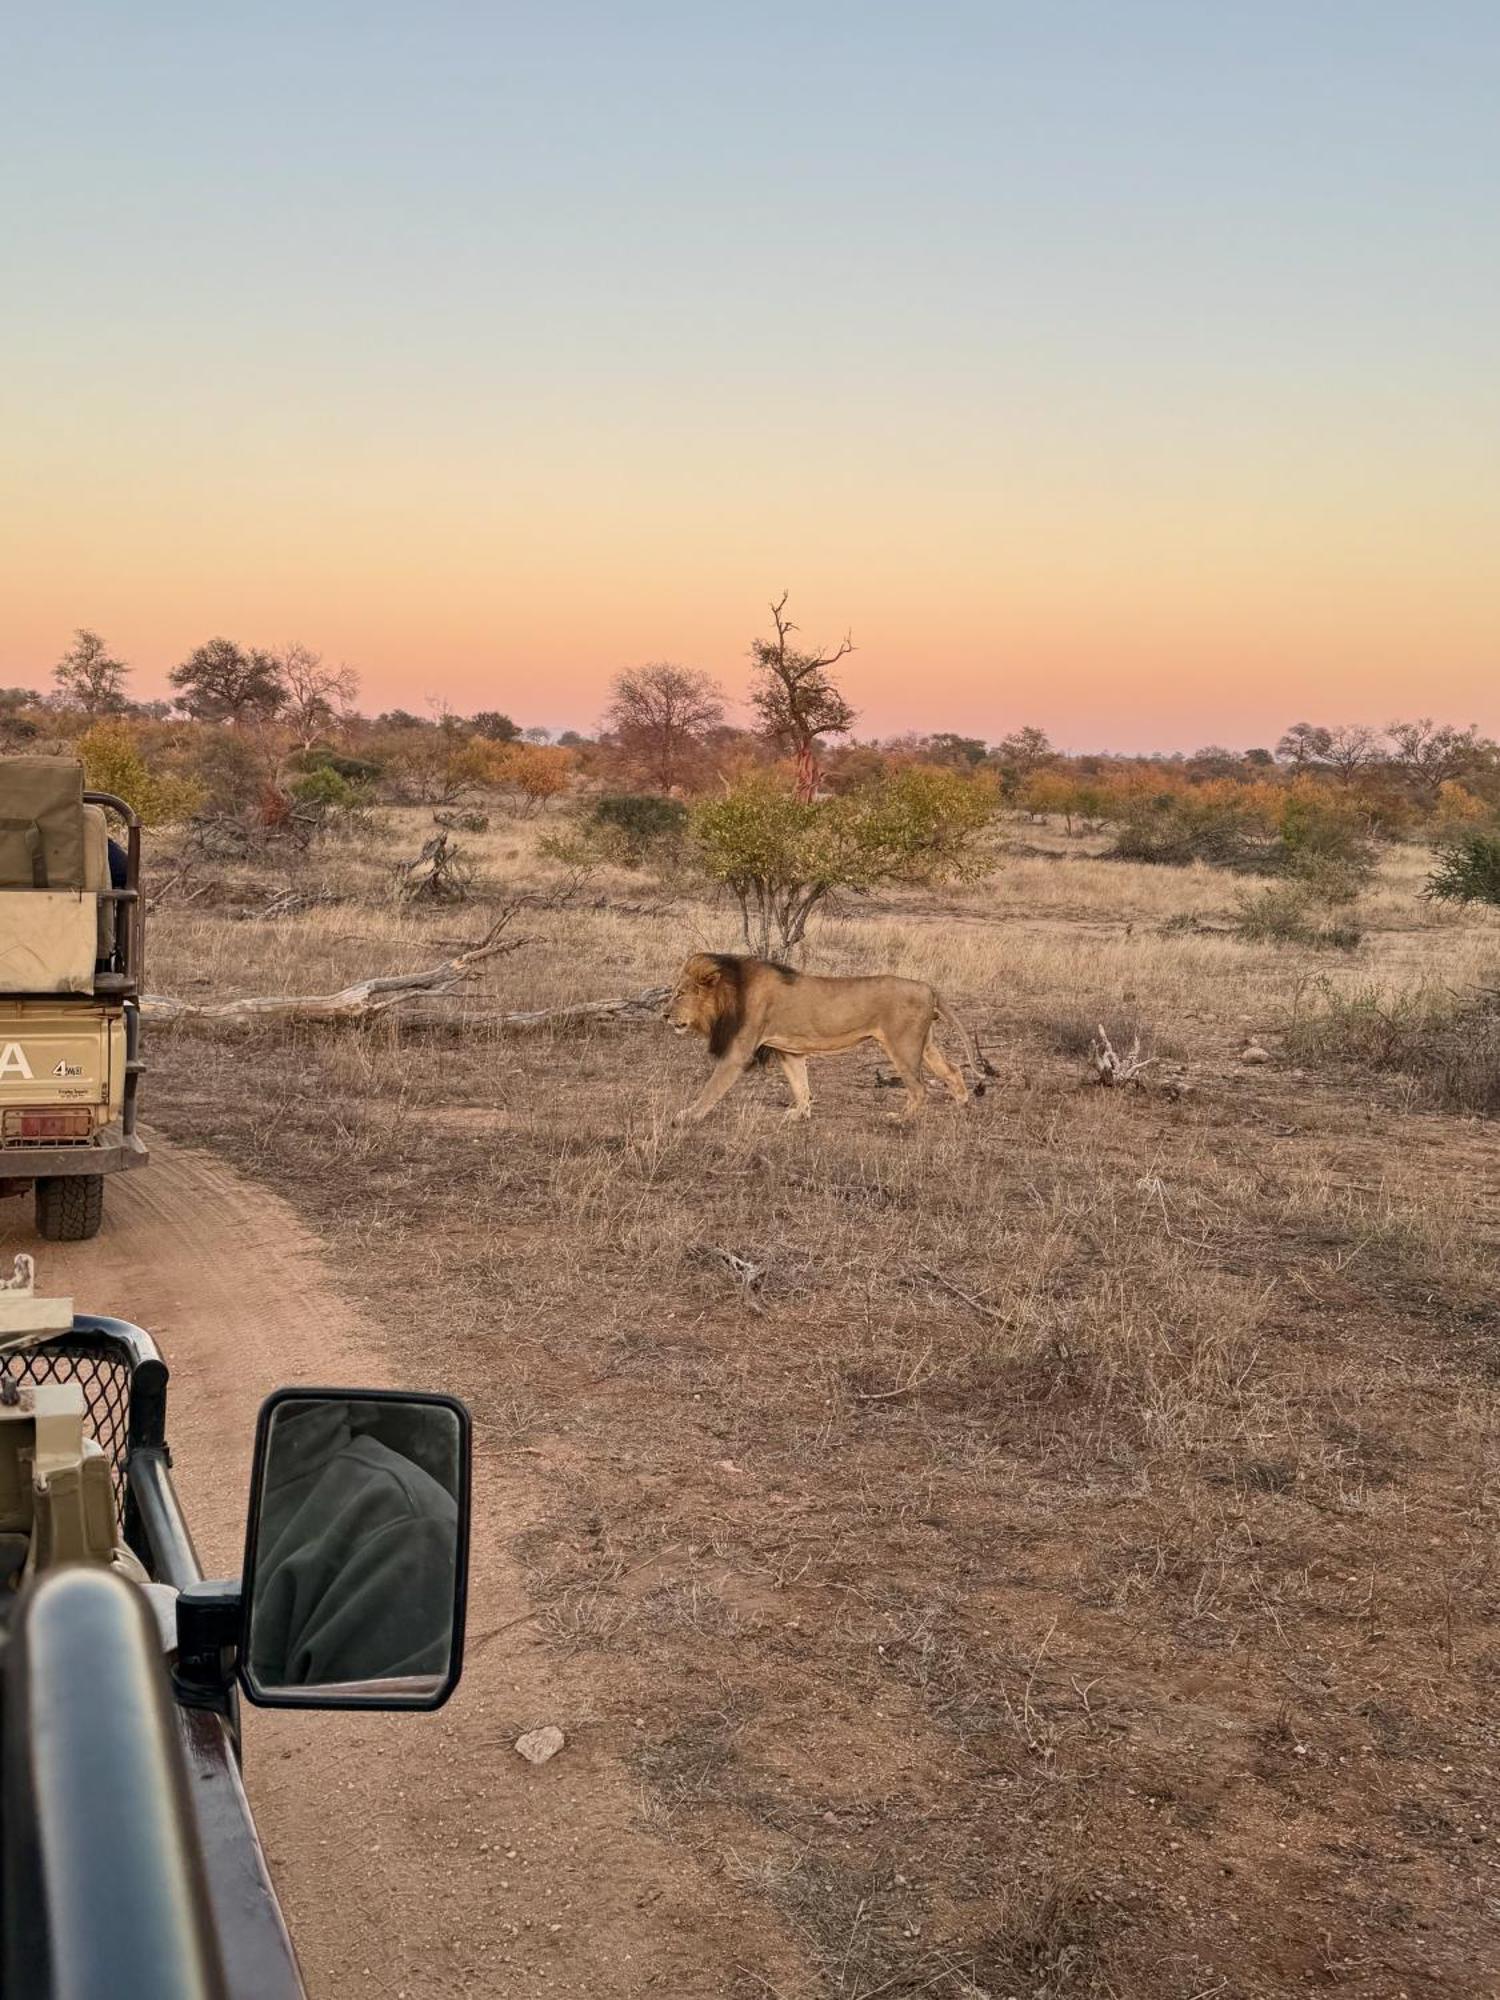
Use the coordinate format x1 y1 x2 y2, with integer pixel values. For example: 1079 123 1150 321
990 725 1055 795
605 661 726 794
748 594 855 800
461 740 574 816
277 644 359 748
53 629 131 714
692 766 995 958
170 638 285 726
1321 723 1382 785
1276 722 1333 768
1187 745 1242 781
470 711 520 742
922 732 989 769
1385 719 1494 802
523 725 552 743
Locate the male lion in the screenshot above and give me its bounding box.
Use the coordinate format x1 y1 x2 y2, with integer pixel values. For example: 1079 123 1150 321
665 952 993 1123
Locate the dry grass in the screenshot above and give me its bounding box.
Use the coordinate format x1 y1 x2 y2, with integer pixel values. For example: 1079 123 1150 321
141 808 1500 1997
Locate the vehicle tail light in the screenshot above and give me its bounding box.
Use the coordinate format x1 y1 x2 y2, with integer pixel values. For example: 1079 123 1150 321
1 1109 93 1141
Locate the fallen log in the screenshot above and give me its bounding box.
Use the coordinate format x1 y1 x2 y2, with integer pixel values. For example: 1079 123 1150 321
471 987 669 1030
142 947 669 1032
140 918 528 1027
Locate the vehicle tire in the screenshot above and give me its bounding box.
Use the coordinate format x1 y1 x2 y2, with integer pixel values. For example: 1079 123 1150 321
34 1176 105 1242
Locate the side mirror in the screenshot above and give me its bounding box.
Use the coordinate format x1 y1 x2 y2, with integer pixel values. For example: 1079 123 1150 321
238 1388 471 1710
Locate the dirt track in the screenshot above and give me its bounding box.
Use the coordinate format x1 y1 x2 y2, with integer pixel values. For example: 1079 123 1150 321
1 1141 753 1998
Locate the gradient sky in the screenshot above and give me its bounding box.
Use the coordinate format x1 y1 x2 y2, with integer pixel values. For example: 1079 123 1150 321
3 3 1497 750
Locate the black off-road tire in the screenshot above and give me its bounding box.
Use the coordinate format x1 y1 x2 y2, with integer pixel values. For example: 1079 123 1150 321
34 1175 105 1243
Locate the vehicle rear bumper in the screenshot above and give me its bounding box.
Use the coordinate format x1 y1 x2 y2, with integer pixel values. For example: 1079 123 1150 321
0 1129 148 1179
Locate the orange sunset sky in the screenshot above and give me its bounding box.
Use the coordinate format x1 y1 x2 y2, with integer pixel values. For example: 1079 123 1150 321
4 4 1496 752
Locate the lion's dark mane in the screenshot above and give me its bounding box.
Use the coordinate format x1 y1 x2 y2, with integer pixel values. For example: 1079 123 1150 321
702 953 798 1060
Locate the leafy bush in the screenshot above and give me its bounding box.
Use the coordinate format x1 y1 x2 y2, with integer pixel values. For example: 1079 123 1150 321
288 746 384 784
692 765 996 956
592 794 689 862
1285 981 1500 1116
287 767 366 811
1426 834 1500 908
79 722 205 826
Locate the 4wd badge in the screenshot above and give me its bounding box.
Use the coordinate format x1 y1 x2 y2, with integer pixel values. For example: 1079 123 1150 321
52 1060 83 1079
0 1043 34 1081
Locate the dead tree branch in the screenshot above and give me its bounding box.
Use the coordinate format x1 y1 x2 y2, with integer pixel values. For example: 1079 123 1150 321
141 915 527 1027
1089 1024 1158 1088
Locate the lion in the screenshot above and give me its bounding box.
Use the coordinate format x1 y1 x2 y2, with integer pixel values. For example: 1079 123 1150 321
665 952 995 1123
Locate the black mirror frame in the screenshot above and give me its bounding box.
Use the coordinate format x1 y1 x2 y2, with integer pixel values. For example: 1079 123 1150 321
237 1385 472 1713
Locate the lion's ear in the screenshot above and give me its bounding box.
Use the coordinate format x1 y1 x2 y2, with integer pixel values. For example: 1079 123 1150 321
699 965 720 986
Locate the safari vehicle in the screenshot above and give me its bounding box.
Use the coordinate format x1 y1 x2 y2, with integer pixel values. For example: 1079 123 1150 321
0 1256 472 1999
0 754 147 1241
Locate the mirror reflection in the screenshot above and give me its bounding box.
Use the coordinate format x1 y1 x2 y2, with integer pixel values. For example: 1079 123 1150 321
245 1396 463 1699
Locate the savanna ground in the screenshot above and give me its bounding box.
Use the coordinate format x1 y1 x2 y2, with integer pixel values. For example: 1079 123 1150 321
143 810 1500 1998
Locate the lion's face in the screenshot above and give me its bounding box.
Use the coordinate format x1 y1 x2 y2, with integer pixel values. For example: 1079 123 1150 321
665 955 724 1038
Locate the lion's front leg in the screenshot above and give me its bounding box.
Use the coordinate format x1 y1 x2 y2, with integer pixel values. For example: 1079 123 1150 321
776 1052 812 1121
677 1034 760 1123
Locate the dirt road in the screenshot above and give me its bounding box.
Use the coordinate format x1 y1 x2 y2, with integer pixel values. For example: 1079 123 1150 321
1 1142 761 1998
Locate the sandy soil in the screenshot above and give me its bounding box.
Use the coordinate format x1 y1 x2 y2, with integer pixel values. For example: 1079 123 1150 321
2 1140 780 1998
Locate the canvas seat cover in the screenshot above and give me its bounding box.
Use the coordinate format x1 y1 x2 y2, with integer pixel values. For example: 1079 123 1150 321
0 761 100 993
0 759 86 891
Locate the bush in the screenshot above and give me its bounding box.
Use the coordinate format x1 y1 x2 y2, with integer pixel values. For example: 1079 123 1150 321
288 746 384 784
79 722 205 826
287 767 365 811
1111 796 1263 869
1285 981 1500 1116
592 794 689 862
1272 794 1376 888
1426 834 1500 908
1231 880 1362 949
692 765 996 956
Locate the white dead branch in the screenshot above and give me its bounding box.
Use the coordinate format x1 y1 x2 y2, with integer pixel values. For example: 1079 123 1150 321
1089 1024 1158 1089
480 987 670 1031
141 916 529 1027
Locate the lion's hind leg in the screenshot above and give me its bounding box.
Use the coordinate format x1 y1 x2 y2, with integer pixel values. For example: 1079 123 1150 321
876 1027 929 1119
922 1034 970 1106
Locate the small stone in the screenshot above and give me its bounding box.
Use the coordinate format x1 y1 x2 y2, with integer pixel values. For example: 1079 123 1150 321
1240 1045 1271 1064
515 1725 566 1765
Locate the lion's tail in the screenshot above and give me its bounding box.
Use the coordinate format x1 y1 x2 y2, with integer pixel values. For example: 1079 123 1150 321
935 997 1000 1093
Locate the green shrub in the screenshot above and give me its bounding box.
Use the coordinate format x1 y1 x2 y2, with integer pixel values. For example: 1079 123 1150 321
288 746 384 784
288 766 365 810
1426 834 1500 908
692 766 996 956
79 722 205 826
591 794 689 862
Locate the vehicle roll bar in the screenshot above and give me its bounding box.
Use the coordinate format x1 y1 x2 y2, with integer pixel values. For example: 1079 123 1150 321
1 1566 228 2000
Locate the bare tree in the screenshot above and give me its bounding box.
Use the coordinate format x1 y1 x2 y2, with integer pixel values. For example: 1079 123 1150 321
748 593 855 800
278 644 359 749
1385 718 1494 801
53 629 131 714
1321 723 1382 785
605 661 726 793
